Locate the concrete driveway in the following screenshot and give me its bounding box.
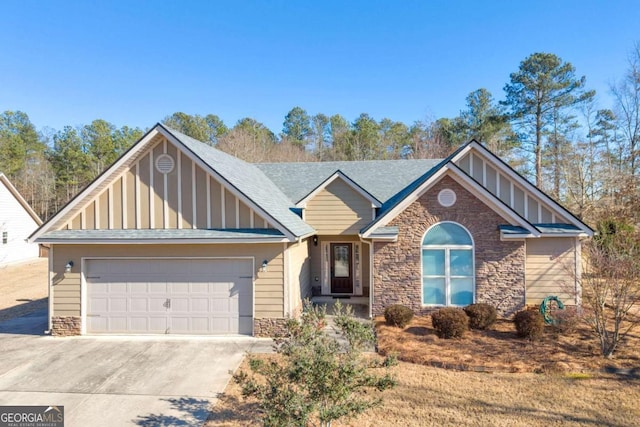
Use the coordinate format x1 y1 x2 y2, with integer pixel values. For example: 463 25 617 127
0 309 271 426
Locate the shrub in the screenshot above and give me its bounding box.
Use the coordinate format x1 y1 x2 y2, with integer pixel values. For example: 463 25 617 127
550 307 581 334
431 308 469 339
384 305 414 328
513 309 544 340
463 303 497 330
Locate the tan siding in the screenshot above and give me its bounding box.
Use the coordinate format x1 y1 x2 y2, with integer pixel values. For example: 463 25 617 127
499 174 510 202
472 154 483 182
225 190 236 228
52 243 286 319
152 145 165 228
139 154 150 229
112 177 123 229
126 169 136 229
180 154 192 228
195 166 208 229
166 143 179 228
458 153 471 173
53 137 273 234
210 179 223 228
238 202 251 228
486 165 497 194
305 179 371 234
97 191 107 229
527 196 538 222
513 186 525 216
84 202 95 230
71 213 81 230
287 239 311 313
526 238 577 305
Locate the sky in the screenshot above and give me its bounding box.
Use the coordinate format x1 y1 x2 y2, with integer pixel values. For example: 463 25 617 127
2 0 639 135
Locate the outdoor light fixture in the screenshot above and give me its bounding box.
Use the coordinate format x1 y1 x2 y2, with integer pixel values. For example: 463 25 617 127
261 260 268 272
313 235 318 246
65 261 74 273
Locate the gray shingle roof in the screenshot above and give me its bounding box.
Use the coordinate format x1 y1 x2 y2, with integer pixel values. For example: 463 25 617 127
256 159 441 204
38 228 286 242
160 125 315 238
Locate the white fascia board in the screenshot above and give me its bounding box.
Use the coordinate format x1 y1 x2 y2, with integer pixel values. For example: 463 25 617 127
453 141 593 236
34 237 291 245
295 171 381 209
447 164 540 236
362 164 540 239
364 234 398 242
361 167 449 238
0 173 42 225
28 128 162 243
159 127 298 241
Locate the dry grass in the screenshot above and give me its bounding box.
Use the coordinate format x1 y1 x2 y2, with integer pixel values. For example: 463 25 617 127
209 313 640 426
376 315 640 373
0 258 48 321
208 356 640 427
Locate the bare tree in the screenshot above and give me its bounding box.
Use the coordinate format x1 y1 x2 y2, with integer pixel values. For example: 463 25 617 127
579 222 640 357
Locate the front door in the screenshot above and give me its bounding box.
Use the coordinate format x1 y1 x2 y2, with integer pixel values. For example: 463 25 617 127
330 243 353 294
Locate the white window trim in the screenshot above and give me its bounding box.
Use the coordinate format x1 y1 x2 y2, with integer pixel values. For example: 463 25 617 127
320 240 362 296
420 221 475 307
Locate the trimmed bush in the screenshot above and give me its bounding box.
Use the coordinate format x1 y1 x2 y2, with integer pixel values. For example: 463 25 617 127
550 307 581 334
431 308 469 339
463 303 497 330
384 305 414 328
513 309 544 340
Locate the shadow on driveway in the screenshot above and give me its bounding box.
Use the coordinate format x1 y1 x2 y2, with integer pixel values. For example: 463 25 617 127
0 307 48 335
133 397 211 426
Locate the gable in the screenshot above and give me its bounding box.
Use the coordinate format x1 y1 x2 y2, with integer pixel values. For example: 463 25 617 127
305 178 374 235
456 150 556 223
60 137 273 232
0 174 42 226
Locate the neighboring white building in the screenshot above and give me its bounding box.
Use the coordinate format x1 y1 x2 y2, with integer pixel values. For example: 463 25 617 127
0 173 42 266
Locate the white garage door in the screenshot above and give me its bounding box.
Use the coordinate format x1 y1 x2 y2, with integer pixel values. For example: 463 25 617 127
86 259 253 335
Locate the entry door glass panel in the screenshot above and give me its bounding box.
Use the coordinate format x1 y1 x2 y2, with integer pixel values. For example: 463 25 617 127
333 245 350 277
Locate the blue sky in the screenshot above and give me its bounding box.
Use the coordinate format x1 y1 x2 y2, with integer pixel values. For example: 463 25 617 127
2 1 639 134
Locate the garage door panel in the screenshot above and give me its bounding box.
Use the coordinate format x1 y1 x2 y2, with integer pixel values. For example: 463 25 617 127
86 259 253 335
110 298 127 312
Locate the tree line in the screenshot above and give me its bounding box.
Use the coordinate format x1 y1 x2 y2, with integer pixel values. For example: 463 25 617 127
1 45 639 225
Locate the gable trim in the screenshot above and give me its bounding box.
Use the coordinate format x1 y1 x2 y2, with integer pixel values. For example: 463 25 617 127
362 164 539 238
29 127 163 243
452 141 593 236
158 126 297 240
296 170 382 209
29 124 298 243
0 173 43 225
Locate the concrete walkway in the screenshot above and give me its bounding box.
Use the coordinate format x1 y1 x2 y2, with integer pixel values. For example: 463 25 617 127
0 309 271 427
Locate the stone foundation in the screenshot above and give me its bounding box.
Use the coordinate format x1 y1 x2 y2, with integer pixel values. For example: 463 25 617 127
51 316 81 336
253 318 289 337
373 176 526 318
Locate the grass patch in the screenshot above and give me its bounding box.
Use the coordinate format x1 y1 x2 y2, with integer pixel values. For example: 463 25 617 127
209 356 640 426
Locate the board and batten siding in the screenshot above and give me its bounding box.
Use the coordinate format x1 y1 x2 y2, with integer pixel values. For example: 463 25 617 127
456 151 555 224
52 243 285 319
525 238 578 304
64 138 271 231
304 179 372 235
0 178 41 265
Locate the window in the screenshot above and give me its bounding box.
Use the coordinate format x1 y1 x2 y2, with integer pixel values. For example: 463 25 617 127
422 222 474 306
2 231 7 244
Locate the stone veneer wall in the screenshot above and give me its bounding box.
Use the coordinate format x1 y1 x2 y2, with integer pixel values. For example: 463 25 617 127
253 318 289 337
373 175 526 317
51 316 81 336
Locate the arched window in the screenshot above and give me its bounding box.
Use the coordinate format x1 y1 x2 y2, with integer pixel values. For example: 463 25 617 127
422 222 474 306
